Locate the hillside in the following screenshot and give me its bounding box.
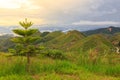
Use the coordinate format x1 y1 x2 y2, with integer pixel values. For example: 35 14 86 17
111 33 120 41
70 34 114 54
33 31 63 44
40 31 64 42
83 26 120 36
0 34 14 52
110 33 120 46
44 30 85 50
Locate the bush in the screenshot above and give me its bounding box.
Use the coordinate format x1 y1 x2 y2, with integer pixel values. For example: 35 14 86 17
43 49 66 59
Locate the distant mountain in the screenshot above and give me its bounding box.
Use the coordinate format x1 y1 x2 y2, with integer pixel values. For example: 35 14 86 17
83 26 120 36
0 34 14 52
0 25 107 35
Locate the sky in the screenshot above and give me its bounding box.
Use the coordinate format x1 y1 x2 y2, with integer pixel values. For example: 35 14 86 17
0 0 120 27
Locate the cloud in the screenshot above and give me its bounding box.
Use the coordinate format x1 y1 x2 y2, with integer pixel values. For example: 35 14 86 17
0 0 41 9
72 21 120 26
0 0 120 26
0 0 21 9
31 0 104 24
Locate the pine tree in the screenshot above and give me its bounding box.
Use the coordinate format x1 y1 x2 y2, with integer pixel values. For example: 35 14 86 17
12 18 39 72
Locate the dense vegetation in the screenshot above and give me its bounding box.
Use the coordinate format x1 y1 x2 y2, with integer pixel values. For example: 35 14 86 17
0 24 120 79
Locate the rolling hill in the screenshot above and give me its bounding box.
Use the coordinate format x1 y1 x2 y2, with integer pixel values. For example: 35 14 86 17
44 30 85 50
0 27 119 53
34 31 63 44
41 31 64 42
70 34 114 54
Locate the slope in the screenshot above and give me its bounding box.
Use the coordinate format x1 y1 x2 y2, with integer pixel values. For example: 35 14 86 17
70 34 114 54
110 32 120 46
41 31 64 42
45 30 85 50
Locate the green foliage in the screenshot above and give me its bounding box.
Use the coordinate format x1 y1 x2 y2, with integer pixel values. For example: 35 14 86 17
44 49 65 59
1 25 120 79
11 19 39 55
44 30 85 50
8 44 24 55
13 29 38 37
40 32 50 37
76 52 120 77
41 31 63 42
19 18 33 29
37 48 66 59
0 55 120 80
11 37 24 44
0 35 14 52
70 34 113 54
0 75 33 80
10 18 40 73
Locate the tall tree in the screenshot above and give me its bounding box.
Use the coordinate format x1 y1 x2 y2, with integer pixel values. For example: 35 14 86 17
12 18 39 72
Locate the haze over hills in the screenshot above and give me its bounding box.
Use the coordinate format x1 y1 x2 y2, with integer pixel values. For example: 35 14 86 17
0 25 119 35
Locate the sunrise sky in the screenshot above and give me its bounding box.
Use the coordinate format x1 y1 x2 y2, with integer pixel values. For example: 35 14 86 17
0 0 120 26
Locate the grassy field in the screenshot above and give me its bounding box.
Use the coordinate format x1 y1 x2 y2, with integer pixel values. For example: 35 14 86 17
0 52 120 80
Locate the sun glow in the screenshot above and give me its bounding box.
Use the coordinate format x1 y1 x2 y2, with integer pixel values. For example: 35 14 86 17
0 0 22 9
0 0 39 9
0 0 43 26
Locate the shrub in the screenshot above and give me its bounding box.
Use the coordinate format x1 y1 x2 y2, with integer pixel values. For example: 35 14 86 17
43 49 66 59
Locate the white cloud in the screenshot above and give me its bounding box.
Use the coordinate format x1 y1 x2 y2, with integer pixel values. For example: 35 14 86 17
0 0 41 9
73 21 120 25
0 0 21 9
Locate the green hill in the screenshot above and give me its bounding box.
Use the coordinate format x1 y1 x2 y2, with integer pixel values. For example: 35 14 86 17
40 32 50 37
70 34 114 54
45 30 85 50
41 31 64 42
0 35 14 52
34 31 63 44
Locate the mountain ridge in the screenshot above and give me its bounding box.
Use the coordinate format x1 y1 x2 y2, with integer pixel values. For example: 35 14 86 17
83 26 120 36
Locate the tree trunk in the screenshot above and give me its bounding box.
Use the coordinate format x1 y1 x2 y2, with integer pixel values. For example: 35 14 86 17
26 52 30 73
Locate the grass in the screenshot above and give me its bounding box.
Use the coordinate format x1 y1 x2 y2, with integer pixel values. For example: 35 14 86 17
0 75 33 80
0 53 120 80
76 52 120 77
